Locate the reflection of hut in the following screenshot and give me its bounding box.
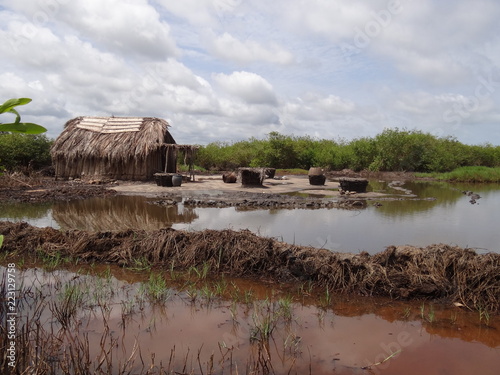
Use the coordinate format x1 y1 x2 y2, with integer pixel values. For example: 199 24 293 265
51 117 198 181
52 196 198 232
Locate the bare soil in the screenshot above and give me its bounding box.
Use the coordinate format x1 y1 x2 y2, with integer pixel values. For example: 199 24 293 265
0 174 116 202
0 170 419 205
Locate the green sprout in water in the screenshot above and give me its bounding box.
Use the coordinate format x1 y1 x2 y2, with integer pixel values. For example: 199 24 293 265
420 303 436 323
128 257 152 272
145 273 170 302
478 306 491 326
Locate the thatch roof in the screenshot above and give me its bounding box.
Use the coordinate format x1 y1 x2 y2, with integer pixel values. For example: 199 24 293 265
51 116 177 180
52 116 175 159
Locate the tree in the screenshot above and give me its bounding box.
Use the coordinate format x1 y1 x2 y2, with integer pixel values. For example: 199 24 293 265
0 133 53 170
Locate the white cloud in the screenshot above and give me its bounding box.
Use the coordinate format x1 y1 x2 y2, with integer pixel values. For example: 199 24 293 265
153 0 218 26
1 0 178 60
213 71 278 106
210 32 294 65
282 1 384 40
1 0 500 145
283 93 355 123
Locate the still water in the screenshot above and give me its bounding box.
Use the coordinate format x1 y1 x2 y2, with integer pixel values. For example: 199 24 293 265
1 181 498 254
4 265 499 375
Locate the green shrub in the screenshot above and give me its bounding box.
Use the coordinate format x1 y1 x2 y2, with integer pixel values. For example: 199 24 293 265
0 133 53 171
194 129 500 173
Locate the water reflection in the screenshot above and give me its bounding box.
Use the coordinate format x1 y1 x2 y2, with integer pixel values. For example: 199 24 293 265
172 180 500 253
0 201 55 227
53 195 198 231
1 181 499 254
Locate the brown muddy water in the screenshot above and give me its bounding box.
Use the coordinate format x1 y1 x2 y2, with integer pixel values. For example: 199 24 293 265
1 180 499 254
1 180 499 374
1 264 499 375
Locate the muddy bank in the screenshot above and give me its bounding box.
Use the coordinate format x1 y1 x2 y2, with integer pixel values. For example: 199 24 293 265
0 176 116 202
1 221 498 313
0 171 421 205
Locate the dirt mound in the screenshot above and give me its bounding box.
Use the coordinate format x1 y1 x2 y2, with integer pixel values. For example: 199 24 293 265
0 176 116 202
1 221 498 313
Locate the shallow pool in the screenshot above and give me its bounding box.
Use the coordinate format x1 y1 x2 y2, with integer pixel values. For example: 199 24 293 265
1 180 498 254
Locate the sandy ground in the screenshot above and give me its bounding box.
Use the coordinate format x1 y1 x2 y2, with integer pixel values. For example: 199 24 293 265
111 174 388 198
1 171 415 203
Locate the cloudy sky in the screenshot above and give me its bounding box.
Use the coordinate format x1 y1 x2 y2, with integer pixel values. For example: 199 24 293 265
1 0 500 145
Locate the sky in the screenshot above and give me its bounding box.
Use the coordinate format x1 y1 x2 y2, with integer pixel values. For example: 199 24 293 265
1 0 500 145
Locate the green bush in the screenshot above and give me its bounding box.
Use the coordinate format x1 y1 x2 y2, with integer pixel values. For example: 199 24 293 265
0 133 53 171
194 129 500 173
365 128 433 171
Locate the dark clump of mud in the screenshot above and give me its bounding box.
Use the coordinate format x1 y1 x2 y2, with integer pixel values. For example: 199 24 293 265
1 221 498 313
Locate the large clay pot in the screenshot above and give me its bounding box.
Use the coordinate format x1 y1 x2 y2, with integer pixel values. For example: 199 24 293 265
223 172 237 183
308 167 326 185
309 175 326 185
171 174 182 187
308 167 323 176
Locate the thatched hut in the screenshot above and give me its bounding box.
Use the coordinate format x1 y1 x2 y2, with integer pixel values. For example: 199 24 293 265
51 116 196 181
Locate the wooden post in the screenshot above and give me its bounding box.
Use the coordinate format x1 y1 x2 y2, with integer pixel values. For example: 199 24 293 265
164 146 168 173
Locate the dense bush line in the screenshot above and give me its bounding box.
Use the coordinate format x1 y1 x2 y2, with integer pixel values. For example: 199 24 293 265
0 133 53 171
195 129 500 173
1 127 499 174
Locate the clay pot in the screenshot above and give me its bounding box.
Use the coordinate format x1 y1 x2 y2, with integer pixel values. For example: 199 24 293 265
172 174 182 187
223 172 237 183
308 167 324 176
309 174 326 185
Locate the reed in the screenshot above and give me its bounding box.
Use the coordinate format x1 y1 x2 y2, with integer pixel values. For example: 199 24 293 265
250 300 278 343
277 295 294 322
0 264 313 375
320 286 331 308
128 256 152 272
50 283 85 329
145 272 170 303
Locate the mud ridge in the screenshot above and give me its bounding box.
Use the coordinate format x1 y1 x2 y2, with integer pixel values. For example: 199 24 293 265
1 221 498 313
0 183 116 202
181 196 366 209
152 191 369 209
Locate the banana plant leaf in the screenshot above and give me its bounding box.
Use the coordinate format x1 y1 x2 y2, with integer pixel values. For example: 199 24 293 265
0 122 48 134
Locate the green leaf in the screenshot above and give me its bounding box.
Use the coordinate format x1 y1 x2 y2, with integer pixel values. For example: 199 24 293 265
0 98 32 114
0 123 47 134
0 235 3 248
